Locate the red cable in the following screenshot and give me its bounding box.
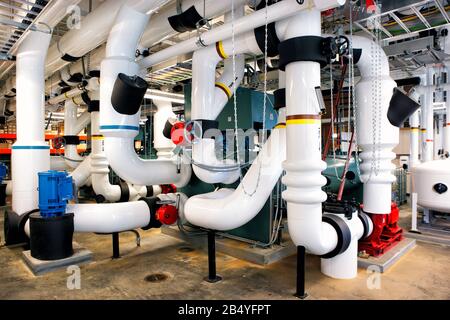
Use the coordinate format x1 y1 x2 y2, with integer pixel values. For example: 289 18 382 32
322 63 348 161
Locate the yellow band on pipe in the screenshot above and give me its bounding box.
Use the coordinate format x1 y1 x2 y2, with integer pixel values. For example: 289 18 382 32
91 135 104 140
286 119 321 125
215 82 232 99
216 41 228 59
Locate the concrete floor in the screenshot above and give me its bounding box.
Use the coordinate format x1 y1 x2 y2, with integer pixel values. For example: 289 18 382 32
0 204 449 300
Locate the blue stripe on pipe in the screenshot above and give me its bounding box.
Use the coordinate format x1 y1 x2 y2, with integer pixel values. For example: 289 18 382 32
12 146 50 150
100 125 139 131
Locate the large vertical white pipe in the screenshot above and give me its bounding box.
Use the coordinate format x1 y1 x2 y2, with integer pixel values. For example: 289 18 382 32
64 100 85 168
90 110 121 202
12 31 52 215
352 35 398 214
423 67 435 162
409 110 420 168
282 8 337 256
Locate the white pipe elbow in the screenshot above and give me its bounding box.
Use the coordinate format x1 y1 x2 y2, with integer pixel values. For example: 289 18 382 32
192 139 240 185
105 136 191 187
70 155 91 187
185 123 286 231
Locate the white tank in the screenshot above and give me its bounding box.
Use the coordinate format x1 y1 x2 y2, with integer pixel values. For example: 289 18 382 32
412 160 450 213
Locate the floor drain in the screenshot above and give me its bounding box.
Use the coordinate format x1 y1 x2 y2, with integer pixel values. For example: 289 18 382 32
178 246 195 253
144 273 169 283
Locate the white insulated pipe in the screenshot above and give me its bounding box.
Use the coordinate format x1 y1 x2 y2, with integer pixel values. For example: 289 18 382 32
68 201 150 233
352 35 398 214
185 108 287 230
281 3 369 279
42 0 247 81
140 0 252 48
190 27 252 184
409 110 420 168
139 0 318 70
0 0 83 81
445 90 450 156
90 110 121 202
70 155 91 188
282 8 337 256
45 0 170 78
100 5 191 187
423 67 435 162
12 31 52 215
153 99 176 159
64 100 86 168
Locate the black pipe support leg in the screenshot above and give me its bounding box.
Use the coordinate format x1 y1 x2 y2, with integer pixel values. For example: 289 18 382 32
204 230 222 283
112 232 120 259
294 246 308 299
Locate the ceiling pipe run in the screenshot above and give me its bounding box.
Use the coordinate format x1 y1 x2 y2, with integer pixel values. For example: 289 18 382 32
138 0 313 70
44 0 171 79
41 0 251 84
100 5 191 187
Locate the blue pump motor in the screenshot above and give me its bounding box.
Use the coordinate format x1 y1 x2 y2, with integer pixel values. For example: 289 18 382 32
38 170 74 218
0 162 8 184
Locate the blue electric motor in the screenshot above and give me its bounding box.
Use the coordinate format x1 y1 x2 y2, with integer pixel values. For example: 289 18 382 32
0 162 7 184
38 170 74 218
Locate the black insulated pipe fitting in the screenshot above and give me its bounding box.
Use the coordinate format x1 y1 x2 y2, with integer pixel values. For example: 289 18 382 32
388 88 421 127
3 209 36 246
254 22 280 57
320 214 351 259
63 135 80 145
29 212 74 260
163 120 174 140
168 6 205 33
111 73 148 116
139 197 162 230
118 181 130 202
278 36 331 71
273 88 286 110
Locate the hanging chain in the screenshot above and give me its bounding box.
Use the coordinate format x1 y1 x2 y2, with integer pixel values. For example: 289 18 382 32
232 0 269 196
349 0 361 178
366 0 383 182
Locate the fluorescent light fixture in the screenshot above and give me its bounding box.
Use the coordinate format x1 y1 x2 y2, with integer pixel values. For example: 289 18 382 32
144 89 184 104
144 94 184 104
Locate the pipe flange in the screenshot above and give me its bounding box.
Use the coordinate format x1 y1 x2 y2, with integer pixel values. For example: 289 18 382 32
320 214 352 259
